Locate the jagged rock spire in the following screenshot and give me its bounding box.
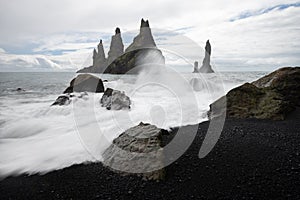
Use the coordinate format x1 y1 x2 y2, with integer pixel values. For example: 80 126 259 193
199 40 214 73
193 61 199 73
115 27 121 34
107 27 124 65
125 18 156 52
141 18 150 27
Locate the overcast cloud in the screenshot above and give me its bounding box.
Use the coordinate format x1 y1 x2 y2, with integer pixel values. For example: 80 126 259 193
0 0 299 72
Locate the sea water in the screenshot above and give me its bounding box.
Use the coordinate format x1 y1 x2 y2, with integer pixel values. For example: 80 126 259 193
0 70 267 178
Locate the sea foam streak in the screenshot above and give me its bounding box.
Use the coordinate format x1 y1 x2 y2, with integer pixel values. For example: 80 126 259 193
0 68 265 178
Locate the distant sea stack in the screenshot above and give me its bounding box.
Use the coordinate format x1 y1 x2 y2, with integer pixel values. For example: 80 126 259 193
104 19 165 74
199 40 214 73
77 40 107 73
193 61 199 73
77 19 165 74
107 28 124 65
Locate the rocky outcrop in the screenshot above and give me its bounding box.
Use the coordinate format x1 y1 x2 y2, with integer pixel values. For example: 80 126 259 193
208 67 300 120
63 74 105 93
100 88 131 110
125 19 156 52
77 40 107 73
193 61 199 73
107 28 124 65
77 19 165 74
52 95 71 106
199 40 214 73
102 122 167 181
51 92 88 106
104 19 165 74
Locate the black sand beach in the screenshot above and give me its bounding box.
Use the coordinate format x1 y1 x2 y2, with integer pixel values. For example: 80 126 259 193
1 109 299 200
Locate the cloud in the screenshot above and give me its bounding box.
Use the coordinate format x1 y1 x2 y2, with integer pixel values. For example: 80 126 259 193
230 2 300 21
0 0 299 71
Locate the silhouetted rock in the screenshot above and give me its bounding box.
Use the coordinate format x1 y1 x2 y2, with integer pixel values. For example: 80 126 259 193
107 28 124 65
102 122 166 181
52 95 70 106
193 61 199 73
199 40 214 73
104 19 165 74
100 88 131 110
208 67 300 120
63 74 104 93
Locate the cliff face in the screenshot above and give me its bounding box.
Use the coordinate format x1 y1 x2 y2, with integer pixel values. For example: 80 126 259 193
199 40 214 73
77 19 165 74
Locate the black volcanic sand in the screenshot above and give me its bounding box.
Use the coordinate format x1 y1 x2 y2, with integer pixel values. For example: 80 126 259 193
1 109 300 200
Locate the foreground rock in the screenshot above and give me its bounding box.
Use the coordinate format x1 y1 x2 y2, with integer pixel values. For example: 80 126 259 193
199 40 214 73
208 67 300 120
100 88 131 110
63 74 104 94
102 122 167 181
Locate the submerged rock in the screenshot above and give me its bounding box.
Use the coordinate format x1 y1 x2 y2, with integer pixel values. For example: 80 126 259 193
51 92 88 106
208 67 300 120
52 95 71 106
100 88 131 110
63 74 104 94
199 40 214 73
102 122 166 181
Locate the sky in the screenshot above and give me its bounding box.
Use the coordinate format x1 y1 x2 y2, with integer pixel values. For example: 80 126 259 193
0 0 299 72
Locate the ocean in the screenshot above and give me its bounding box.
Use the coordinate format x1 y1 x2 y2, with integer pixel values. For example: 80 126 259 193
0 70 267 178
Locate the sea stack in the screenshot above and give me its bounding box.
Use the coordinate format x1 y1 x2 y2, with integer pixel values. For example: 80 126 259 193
78 40 107 73
199 40 214 73
125 18 156 52
193 61 199 73
104 18 165 74
107 28 124 65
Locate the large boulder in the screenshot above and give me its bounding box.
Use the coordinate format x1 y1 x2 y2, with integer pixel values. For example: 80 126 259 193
63 74 105 94
100 88 131 110
208 67 300 120
102 122 167 181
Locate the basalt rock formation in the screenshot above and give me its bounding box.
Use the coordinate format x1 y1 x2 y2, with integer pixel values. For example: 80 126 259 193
107 28 124 65
199 40 214 73
102 122 167 181
77 40 108 73
104 19 165 74
100 88 131 110
77 19 165 74
63 74 105 94
193 61 199 73
208 67 300 120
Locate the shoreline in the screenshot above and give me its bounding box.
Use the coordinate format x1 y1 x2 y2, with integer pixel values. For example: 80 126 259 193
1 108 299 199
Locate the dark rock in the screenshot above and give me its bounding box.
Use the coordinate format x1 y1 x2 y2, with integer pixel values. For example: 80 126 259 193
193 61 199 73
107 28 124 65
102 122 166 181
63 74 104 93
77 40 107 73
51 92 88 106
208 67 300 120
16 88 25 92
104 19 164 74
100 88 131 110
51 95 70 106
199 40 214 73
